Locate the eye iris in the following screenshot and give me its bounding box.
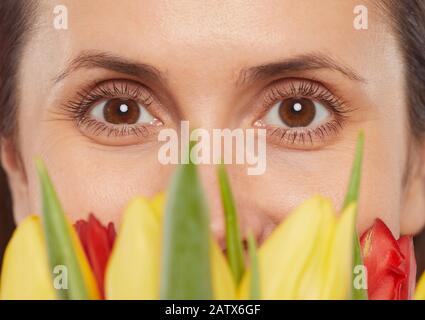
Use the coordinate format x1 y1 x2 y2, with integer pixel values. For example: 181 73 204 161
103 98 141 124
278 98 316 127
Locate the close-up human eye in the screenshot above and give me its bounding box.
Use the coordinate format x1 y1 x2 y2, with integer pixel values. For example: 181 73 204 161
63 80 164 144
257 80 350 148
263 97 330 129
90 98 156 128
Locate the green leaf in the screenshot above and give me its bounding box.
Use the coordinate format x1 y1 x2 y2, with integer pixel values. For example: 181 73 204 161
351 236 367 300
217 164 245 285
35 158 90 300
160 151 212 299
247 232 260 300
343 131 364 209
342 133 368 300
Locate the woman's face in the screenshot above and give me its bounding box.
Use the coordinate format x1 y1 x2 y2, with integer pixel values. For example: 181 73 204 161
3 0 425 246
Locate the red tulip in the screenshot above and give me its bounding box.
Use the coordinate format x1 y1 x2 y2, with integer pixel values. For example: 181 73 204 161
360 219 416 299
74 214 116 298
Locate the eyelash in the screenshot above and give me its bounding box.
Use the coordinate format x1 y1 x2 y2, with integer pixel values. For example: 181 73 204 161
62 80 156 137
261 80 352 147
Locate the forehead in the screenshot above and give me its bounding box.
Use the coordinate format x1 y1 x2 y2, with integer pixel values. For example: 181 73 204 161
37 1 390 56
25 0 400 92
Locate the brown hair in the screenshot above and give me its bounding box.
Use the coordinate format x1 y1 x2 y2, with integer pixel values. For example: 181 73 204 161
384 0 425 139
0 1 425 273
0 0 36 266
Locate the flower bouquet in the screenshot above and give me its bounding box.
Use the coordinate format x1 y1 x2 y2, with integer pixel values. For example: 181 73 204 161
1 133 425 300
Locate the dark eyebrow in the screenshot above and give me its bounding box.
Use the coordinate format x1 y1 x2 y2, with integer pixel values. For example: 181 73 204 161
238 53 366 85
53 51 165 84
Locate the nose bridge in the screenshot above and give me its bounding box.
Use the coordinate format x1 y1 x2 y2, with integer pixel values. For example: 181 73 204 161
166 60 239 129
176 95 232 130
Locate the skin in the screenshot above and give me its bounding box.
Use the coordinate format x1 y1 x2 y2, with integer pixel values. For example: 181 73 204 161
2 0 425 250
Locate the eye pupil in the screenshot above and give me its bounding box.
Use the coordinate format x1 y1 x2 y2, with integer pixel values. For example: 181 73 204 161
293 102 303 112
119 104 129 113
278 98 316 127
103 98 140 124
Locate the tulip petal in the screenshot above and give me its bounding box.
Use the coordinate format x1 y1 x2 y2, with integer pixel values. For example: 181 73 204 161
0 216 56 300
360 218 405 299
415 272 425 300
321 203 356 299
74 215 116 299
398 236 416 299
296 200 336 299
150 193 165 220
105 197 161 299
35 159 99 300
239 196 329 299
211 240 236 299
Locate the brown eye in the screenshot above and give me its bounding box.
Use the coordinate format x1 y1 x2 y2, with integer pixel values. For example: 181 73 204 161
279 98 316 127
263 97 330 128
103 98 141 124
90 98 156 125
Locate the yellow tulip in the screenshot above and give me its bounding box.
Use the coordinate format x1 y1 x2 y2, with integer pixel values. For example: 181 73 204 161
105 197 161 299
105 195 236 299
321 202 356 299
150 193 165 219
0 214 100 300
0 215 56 300
238 196 356 300
210 240 236 299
